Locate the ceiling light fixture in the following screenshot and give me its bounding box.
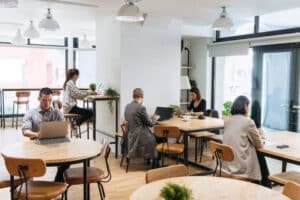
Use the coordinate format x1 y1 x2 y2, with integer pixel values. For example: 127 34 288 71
12 28 26 45
212 6 233 31
0 0 18 8
24 20 40 39
80 34 91 48
39 8 60 31
116 0 144 22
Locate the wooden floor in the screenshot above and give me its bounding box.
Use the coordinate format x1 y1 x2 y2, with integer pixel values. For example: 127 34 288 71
1 126 300 200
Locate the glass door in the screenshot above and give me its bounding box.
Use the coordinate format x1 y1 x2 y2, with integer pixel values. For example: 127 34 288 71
252 44 300 131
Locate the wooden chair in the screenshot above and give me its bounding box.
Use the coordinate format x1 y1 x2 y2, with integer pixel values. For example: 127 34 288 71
190 109 220 162
119 122 131 172
64 143 112 200
12 91 30 129
52 90 61 99
145 164 188 184
208 141 254 182
154 125 184 166
268 171 300 186
283 181 300 200
3 156 67 200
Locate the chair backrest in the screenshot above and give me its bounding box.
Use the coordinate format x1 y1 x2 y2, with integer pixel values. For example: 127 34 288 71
283 181 300 200
3 156 46 178
99 139 112 182
16 91 30 98
52 90 61 97
208 141 234 162
121 121 129 134
208 141 234 176
53 100 62 110
145 164 188 184
153 125 181 139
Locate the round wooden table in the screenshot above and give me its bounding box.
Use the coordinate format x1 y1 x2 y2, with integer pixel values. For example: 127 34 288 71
1 138 102 200
130 177 289 200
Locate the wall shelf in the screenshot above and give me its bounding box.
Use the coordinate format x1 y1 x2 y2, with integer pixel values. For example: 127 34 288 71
180 102 189 105
181 66 192 69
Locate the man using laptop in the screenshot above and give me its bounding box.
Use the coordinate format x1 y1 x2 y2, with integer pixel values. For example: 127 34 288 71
22 87 68 182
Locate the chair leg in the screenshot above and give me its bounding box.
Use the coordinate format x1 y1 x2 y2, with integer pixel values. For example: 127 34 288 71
99 182 106 197
194 137 198 162
12 103 15 128
120 155 124 167
97 182 104 200
64 185 71 200
16 103 19 129
126 157 130 173
200 138 204 163
161 154 165 166
79 125 81 138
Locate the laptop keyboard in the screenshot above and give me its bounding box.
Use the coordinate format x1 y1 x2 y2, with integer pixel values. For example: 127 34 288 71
35 137 70 145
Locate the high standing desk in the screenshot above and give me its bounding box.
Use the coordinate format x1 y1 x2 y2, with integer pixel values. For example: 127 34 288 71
0 88 88 128
1 139 101 200
158 117 224 171
86 96 119 156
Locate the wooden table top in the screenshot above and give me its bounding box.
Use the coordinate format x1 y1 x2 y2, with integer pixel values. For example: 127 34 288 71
87 95 119 100
158 117 224 132
1 139 102 165
130 176 289 200
258 131 300 162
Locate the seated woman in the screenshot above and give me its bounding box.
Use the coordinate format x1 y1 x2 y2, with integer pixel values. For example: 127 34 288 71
124 88 160 167
222 96 265 181
62 69 97 135
187 88 206 115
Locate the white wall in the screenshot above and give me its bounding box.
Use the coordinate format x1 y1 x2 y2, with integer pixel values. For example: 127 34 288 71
95 16 181 139
120 18 182 115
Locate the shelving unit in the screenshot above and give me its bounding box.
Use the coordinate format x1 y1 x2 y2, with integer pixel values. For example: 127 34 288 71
180 40 191 109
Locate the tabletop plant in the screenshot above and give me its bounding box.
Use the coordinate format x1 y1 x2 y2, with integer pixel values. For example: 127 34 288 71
160 182 193 200
89 83 97 91
222 101 232 118
104 88 120 113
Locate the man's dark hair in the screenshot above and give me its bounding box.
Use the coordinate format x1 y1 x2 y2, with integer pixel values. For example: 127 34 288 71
231 95 250 115
39 87 53 97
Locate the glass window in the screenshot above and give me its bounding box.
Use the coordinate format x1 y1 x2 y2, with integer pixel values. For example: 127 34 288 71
215 51 253 114
260 7 300 32
76 49 96 88
0 46 66 115
221 18 254 37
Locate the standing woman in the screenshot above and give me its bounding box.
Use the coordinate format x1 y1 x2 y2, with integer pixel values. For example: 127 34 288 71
187 88 206 114
63 69 97 133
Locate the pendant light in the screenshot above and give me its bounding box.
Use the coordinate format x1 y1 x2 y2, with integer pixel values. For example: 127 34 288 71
39 8 60 31
80 34 91 48
116 0 144 22
212 6 233 31
24 20 40 39
12 28 26 45
0 0 18 8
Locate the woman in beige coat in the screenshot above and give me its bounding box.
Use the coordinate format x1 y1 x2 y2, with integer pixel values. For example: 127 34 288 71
223 96 265 181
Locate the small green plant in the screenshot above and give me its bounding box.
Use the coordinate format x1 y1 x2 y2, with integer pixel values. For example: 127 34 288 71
160 183 193 200
169 105 178 115
104 88 120 113
222 101 233 117
89 83 96 91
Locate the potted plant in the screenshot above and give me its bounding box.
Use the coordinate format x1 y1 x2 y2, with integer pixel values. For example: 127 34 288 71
169 105 179 116
160 182 193 200
222 101 232 120
89 83 96 92
104 88 120 113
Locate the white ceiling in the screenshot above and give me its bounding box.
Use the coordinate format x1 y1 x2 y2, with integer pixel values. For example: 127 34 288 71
0 0 300 40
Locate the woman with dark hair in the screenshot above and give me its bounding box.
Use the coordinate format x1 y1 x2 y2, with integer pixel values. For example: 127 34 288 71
222 95 266 182
62 69 97 135
187 88 206 114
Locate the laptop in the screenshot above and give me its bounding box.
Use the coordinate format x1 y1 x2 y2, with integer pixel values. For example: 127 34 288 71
154 107 173 121
35 121 70 144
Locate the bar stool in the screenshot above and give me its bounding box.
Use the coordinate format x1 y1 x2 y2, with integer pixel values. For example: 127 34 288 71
12 91 30 129
52 100 82 138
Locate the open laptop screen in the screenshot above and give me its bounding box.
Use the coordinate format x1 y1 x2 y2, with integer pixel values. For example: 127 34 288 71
154 107 173 121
